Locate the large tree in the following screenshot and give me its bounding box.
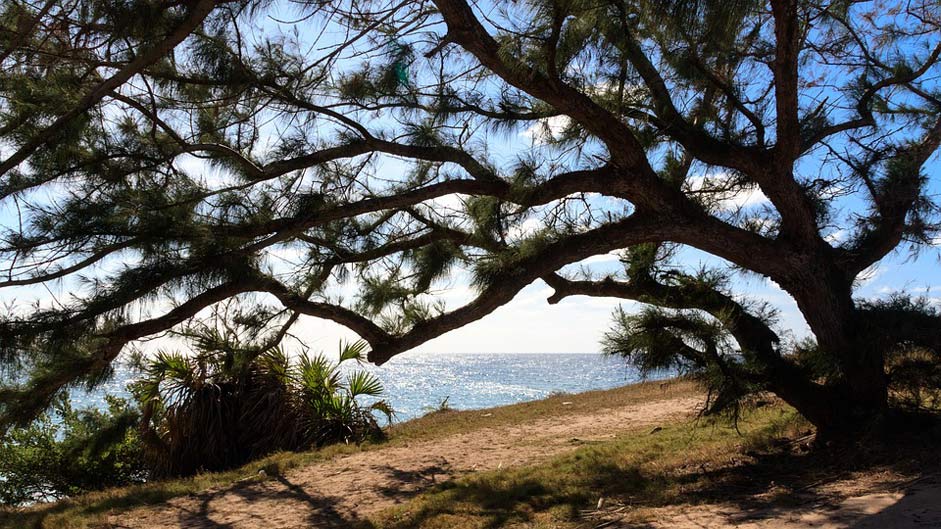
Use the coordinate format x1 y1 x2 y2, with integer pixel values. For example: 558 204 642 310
1 0 939 439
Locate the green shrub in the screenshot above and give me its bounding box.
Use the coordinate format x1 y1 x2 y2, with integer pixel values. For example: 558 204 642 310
133 340 393 477
0 395 145 506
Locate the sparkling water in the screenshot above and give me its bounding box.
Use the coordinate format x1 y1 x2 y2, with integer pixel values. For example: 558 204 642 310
72 353 648 422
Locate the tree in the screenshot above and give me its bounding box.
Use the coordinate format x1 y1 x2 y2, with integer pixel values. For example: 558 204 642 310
0 0 939 440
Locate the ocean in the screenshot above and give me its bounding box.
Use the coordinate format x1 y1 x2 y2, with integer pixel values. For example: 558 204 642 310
74 352 648 422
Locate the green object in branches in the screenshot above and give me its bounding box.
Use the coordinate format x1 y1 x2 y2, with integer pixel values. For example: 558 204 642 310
389 39 410 88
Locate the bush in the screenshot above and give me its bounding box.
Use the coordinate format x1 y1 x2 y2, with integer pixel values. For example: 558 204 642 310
133 340 393 477
0 332 394 504
0 395 145 506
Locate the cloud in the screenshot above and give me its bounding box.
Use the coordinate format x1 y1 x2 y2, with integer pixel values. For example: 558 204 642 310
265 244 307 266
685 174 769 211
824 229 848 244
579 252 622 265
856 264 882 286
521 115 571 145
425 193 468 212
877 284 938 295
407 280 625 353
506 217 543 240
173 153 235 188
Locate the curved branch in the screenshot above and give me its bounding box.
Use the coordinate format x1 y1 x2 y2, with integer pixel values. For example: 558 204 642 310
839 116 941 276
0 239 137 287
0 0 226 190
540 271 830 421
803 43 941 150
430 0 684 211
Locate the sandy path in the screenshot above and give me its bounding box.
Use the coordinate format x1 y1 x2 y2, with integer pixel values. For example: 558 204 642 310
107 395 701 529
626 474 941 529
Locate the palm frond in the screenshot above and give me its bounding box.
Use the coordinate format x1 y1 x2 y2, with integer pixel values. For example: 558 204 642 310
347 371 384 398
338 339 370 364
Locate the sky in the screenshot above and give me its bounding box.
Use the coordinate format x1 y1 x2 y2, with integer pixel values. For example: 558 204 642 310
1 1 939 360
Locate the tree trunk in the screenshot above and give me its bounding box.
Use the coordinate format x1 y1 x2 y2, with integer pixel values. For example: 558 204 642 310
782 264 890 440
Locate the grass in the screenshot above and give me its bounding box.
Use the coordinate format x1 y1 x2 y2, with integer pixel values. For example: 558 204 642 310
363 404 810 529
390 379 700 443
361 404 941 529
0 442 369 529
7 378 937 529
1 379 700 529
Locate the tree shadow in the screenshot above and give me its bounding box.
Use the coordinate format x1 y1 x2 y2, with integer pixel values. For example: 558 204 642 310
614 433 941 529
379 432 941 529
389 458 663 529
3 486 210 529
221 475 359 528
373 461 454 501
94 474 366 529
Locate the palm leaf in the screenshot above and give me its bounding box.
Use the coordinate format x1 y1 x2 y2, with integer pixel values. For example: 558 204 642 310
338 339 370 364
346 371 384 398
369 400 395 423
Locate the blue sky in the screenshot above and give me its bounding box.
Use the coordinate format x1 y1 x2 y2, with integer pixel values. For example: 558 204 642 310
1 1 939 358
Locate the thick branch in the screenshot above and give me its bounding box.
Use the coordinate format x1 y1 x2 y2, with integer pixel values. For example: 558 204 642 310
431 0 684 211
541 272 830 419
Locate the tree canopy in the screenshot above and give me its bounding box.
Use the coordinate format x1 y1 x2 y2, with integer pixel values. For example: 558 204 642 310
1 0 940 437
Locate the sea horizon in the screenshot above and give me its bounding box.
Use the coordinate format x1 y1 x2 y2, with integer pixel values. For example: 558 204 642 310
75 352 658 423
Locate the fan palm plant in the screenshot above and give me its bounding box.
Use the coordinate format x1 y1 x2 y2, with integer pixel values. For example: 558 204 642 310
295 341 393 447
132 340 393 477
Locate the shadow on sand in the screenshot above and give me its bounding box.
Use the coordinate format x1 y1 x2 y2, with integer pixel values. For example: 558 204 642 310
8 432 940 529
358 437 940 529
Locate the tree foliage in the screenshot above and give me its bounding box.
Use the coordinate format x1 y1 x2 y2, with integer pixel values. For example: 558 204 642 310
1 0 940 437
0 395 145 505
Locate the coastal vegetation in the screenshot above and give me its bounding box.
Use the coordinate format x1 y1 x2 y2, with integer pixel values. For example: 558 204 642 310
0 396 144 506
2 0 939 443
1 0 940 517
0 338 391 504
134 338 391 477
4 380 937 529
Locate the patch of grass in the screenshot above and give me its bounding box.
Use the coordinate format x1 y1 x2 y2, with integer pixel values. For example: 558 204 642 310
389 379 700 444
365 405 806 529
365 403 941 529
0 379 700 529
0 442 369 529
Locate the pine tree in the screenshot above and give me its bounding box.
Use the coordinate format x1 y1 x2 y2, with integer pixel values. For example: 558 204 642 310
1 0 939 440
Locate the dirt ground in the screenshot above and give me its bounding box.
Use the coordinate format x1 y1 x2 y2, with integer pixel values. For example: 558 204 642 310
103 392 941 529
621 473 941 528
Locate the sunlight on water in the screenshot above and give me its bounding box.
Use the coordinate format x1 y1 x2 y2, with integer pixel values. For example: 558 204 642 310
72 353 649 422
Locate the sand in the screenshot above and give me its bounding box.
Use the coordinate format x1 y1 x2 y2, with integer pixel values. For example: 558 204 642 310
103 392 941 529
619 474 941 528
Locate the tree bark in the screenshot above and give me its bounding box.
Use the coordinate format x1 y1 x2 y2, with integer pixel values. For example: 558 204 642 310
783 262 890 439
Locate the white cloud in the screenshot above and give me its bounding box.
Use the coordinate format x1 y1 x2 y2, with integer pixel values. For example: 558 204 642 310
685 174 769 211
406 280 625 354
265 244 307 266
173 153 236 188
425 193 468 212
579 252 622 266
856 264 882 286
519 83 644 145
824 229 848 244
521 115 571 145
506 216 543 240
877 284 938 295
